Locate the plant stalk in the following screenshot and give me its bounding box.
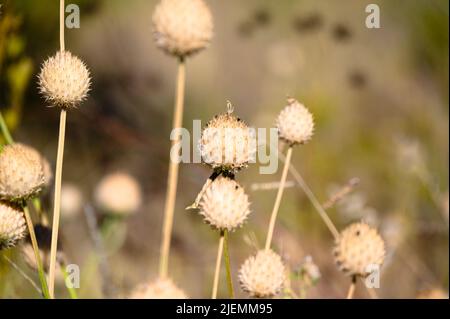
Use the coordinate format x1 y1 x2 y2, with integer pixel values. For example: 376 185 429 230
212 231 224 299
223 230 234 298
265 146 293 250
48 109 67 298
346 276 357 299
159 58 186 278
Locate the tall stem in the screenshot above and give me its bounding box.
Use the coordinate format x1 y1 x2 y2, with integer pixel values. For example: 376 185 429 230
159 58 186 278
23 206 50 298
346 276 357 299
60 0 65 52
223 230 234 298
265 146 293 250
48 109 67 298
211 231 224 299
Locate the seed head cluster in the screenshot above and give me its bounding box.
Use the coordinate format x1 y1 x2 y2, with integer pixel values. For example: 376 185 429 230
276 98 314 145
129 277 188 299
0 203 27 250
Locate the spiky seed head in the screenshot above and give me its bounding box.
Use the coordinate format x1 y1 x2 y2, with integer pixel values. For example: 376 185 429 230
198 176 251 231
38 50 91 108
333 222 386 277
0 144 46 201
239 249 285 298
152 0 213 57
276 98 314 145
199 105 256 172
129 277 188 299
0 203 27 250
94 172 142 216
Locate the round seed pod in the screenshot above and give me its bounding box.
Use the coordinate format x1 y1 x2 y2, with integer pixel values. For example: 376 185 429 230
94 172 142 216
239 249 285 298
0 202 27 250
152 0 213 57
276 98 314 145
38 50 91 108
0 144 46 201
333 222 386 277
129 277 188 299
198 176 251 231
61 183 83 219
199 107 256 172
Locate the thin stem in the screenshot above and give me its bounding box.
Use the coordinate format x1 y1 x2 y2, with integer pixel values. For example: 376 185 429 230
0 110 13 145
223 230 234 298
265 146 293 250
60 263 78 299
159 58 186 278
3 255 42 294
288 163 340 240
48 109 67 298
60 0 65 52
346 276 357 299
23 206 50 298
212 231 224 299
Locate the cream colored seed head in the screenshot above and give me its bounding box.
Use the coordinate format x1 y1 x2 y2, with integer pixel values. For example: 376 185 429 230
198 176 251 231
0 144 46 201
333 222 386 277
199 106 256 172
416 288 449 299
94 172 142 216
129 277 188 299
152 0 213 57
239 249 285 298
276 98 314 145
38 50 91 108
61 183 83 219
0 203 27 250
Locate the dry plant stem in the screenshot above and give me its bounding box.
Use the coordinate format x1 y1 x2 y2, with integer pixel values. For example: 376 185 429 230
288 162 340 240
48 109 67 298
23 206 50 298
223 230 234 298
265 146 293 250
159 57 186 278
3 255 42 294
212 231 225 299
346 276 357 299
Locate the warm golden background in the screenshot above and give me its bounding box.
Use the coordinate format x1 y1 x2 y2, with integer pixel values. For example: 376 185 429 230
0 0 448 298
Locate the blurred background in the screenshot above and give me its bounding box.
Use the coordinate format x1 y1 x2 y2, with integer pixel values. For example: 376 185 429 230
0 0 448 298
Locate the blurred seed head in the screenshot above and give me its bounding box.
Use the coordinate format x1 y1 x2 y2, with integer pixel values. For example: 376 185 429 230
198 176 251 231
239 249 285 298
299 255 321 283
276 98 314 145
0 202 27 250
152 0 213 58
94 172 142 216
199 105 256 172
61 183 83 219
416 288 449 299
129 277 188 299
0 143 46 201
38 50 91 108
333 222 386 277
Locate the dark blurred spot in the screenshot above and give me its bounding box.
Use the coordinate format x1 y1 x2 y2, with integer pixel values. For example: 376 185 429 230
253 8 271 27
27 224 62 251
237 20 256 38
348 70 368 89
292 13 323 34
332 23 352 42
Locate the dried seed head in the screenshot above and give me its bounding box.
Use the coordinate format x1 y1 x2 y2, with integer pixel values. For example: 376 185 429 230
276 98 314 145
198 176 251 231
94 172 142 216
0 144 46 201
38 50 91 108
129 277 188 299
61 183 83 219
0 203 27 250
199 105 256 172
239 249 285 298
152 0 213 57
333 222 386 277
